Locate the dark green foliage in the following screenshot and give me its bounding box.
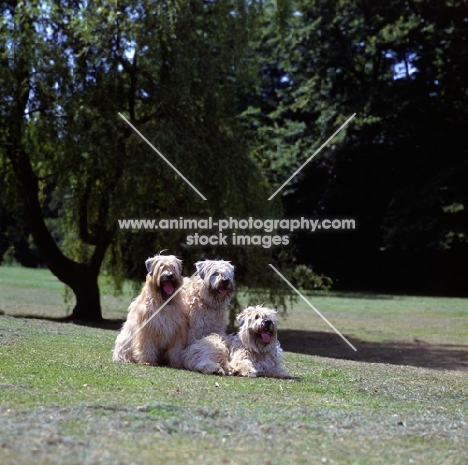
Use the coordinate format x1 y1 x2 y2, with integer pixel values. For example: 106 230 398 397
0 0 291 319
244 0 468 295
3 0 466 318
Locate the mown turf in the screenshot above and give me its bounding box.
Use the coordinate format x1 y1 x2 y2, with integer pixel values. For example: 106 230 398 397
0 266 467 464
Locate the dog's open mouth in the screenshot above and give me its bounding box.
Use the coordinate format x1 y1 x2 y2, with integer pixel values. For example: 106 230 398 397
253 318 275 344
255 330 272 344
216 283 232 296
214 276 233 297
163 282 175 295
160 275 177 297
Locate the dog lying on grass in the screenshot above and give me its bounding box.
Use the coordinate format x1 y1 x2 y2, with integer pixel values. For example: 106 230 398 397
183 305 290 378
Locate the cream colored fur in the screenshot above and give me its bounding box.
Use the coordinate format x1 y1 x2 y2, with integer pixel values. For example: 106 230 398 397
183 305 290 378
182 259 234 345
227 306 290 378
112 254 188 367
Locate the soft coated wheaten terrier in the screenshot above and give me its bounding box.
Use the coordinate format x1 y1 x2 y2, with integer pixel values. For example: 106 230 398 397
182 332 231 375
228 305 290 378
184 305 290 378
112 254 188 367
182 259 234 345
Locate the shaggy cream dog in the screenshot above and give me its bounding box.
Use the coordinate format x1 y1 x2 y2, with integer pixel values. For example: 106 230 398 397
112 254 188 367
228 305 290 378
184 305 290 378
182 259 234 345
182 332 231 375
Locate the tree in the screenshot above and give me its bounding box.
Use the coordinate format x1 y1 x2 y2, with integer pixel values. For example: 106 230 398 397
242 0 468 294
0 0 286 320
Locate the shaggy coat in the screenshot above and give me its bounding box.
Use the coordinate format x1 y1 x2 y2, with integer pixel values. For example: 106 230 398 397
181 259 234 345
183 305 290 378
227 305 290 378
112 254 188 367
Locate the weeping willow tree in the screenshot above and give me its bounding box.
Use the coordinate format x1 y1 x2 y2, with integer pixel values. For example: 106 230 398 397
1 0 291 321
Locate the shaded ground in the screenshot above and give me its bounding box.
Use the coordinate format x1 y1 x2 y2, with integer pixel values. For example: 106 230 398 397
279 329 468 371
2 266 466 375
12 314 468 372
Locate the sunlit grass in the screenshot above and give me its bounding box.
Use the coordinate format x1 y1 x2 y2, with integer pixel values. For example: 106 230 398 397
0 266 467 464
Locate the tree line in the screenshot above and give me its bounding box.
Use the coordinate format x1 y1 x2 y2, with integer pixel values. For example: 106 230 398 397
1 0 467 321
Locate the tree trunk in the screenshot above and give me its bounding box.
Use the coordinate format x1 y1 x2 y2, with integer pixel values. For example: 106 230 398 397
5 9 116 322
7 130 110 322
69 269 103 321
7 143 108 321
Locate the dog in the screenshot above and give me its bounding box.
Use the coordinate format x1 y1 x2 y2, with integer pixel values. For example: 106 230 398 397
181 259 234 345
181 332 231 375
112 254 188 367
183 305 290 378
228 305 290 378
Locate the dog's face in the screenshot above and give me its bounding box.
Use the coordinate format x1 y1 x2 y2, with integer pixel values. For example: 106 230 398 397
195 260 234 298
237 306 278 353
145 254 183 300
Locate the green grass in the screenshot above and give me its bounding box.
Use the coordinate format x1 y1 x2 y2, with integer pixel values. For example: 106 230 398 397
0 266 467 464
0 265 135 319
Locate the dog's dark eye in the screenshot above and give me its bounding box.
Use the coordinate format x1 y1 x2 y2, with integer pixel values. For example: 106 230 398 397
254 315 259 320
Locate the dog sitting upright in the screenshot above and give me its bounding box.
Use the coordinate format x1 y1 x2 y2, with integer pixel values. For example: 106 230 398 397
181 259 234 345
112 254 188 367
181 259 234 373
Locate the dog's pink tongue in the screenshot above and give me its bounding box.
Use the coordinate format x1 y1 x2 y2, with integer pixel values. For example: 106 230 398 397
219 289 227 295
261 332 271 343
163 283 175 295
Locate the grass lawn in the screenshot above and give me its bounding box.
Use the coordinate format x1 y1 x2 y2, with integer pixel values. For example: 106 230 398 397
0 265 467 464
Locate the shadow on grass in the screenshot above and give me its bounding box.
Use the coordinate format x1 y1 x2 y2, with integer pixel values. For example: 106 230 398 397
305 292 396 300
7 314 468 372
279 329 468 371
12 314 125 330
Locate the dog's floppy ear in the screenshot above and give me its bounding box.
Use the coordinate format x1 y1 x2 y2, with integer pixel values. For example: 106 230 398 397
236 312 245 327
195 261 205 279
145 256 156 276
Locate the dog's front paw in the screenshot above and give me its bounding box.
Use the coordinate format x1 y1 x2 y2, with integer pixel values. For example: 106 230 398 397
234 367 257 378
216 365 228 376
198 361 225 376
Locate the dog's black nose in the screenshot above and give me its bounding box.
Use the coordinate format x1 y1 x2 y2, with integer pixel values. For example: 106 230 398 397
221 278 230 285
263 319 273 329
165 272 174 280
